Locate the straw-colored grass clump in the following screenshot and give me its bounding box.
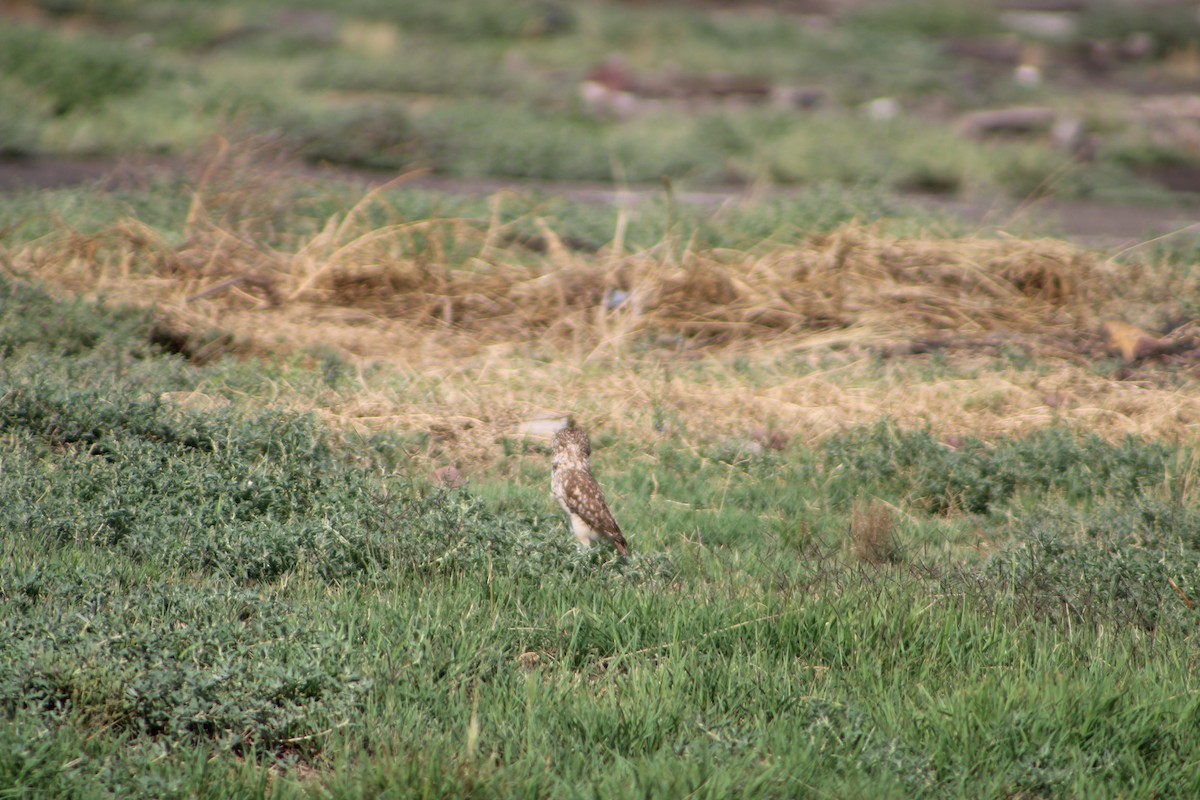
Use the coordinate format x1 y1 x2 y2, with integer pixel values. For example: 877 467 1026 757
17 193 1112 361
9 176 1200 468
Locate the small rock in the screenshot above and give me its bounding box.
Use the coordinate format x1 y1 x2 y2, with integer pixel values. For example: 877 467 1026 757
1050 116 1086 152
862 97 899 122
580 81 641 120
1013 64 1042 87
956 106 1056 138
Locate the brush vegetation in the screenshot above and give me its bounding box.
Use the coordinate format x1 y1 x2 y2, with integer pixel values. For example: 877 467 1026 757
5 157 1200 797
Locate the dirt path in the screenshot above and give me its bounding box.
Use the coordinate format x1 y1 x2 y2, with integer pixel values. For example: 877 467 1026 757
2 155 1197 249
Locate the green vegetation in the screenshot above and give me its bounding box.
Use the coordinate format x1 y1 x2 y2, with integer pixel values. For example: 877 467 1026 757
0 25 156 115
823 423 1170 515
4 261 1200 797
0 173 958 259
1078 1 1200 55
1 0 1197 201
846 0 1000 38
6 0 1200 795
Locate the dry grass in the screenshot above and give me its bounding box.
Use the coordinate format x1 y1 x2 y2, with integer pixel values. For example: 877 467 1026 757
23 206 1113 358
8 167 1200 471
848 499 901 565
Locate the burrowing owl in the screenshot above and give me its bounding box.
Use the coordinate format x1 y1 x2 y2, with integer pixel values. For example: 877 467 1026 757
551 427 628 556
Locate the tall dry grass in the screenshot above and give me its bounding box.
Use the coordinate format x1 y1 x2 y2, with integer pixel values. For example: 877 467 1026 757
7 154 1200 469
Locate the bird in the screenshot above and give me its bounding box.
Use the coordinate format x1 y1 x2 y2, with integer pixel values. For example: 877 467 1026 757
551 426 629 556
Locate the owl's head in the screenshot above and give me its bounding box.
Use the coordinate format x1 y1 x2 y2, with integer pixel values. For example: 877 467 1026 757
552 426 591 465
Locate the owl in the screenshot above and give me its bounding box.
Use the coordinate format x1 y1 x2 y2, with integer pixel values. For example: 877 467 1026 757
551 427 629 556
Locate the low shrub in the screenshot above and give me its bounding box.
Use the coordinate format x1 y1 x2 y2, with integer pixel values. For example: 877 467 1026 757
0 25 156 114
823 422 1170 514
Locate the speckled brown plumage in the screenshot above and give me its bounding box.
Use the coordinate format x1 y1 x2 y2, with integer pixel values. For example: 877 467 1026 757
551 427 628 556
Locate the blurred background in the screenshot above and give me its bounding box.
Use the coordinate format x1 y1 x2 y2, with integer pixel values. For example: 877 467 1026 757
3 0 1200 213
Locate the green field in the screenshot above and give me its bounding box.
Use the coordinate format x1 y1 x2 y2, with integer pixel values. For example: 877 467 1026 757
4 0 1200 201
6 0 1200 797
3 158 1200 797
5 270 1200 799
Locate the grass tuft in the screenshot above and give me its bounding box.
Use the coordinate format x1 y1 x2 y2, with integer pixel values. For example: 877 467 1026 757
848 499 902 564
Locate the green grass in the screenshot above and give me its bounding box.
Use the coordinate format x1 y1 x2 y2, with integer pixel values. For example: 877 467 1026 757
1 0 1193 203
0 24 157 115
846 0 1000 38
4 270 1200 797
0 173 960 257
1078 1 1200 55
